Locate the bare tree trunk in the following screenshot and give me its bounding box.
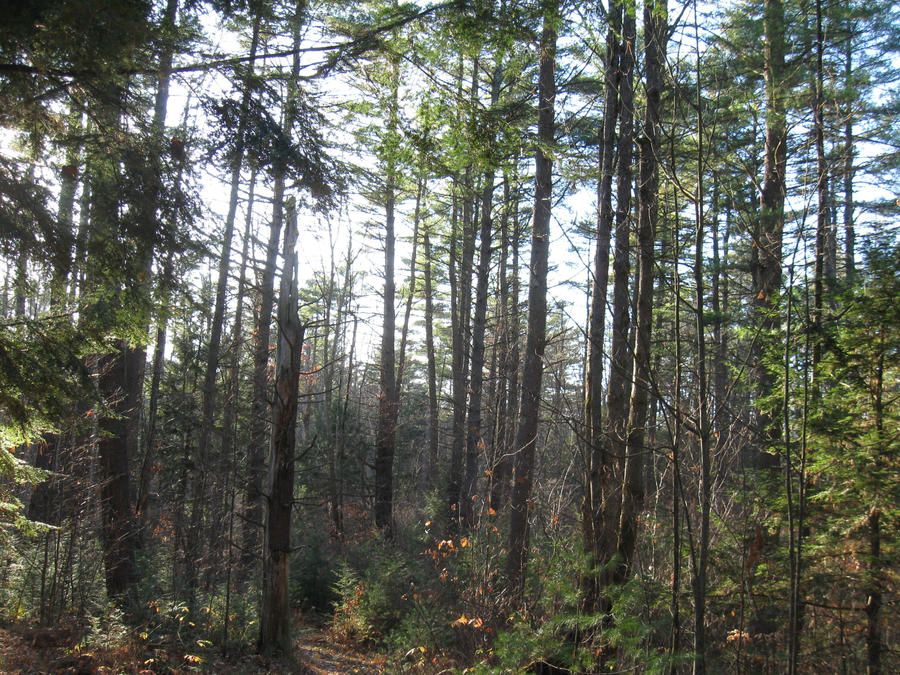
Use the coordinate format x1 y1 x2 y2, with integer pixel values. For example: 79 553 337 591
258 200 303 658
813 0 833 372
690 11 712 673
217 170 256 584
489 174 510 511
506 0 556 601
865 508 882 675
616 0 667 588
842 26 855 279
749 0 787 469
242 11 301 578
582 0 622 613
606 4 636 494
396 176 422 395
136 321 166 530
95 346 138 600
490 169 521 513
423 224 439 493
447 58 479 528
461 175 493 525
462 56 503 525
374 57 401 535
244 168 285 575
192 11 261 601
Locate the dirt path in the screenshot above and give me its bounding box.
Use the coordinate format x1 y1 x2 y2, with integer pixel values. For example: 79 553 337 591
0 621 391 674
296 628 387 674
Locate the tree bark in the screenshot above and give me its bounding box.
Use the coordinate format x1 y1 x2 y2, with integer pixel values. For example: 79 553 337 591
690 11 711 673
447 58 479 528
423 224 439 493
606 4 636 490
842 26 855 279
95 345 138 600
490 169 521 513
616 0 667 589
258 200 303 658
462 56 503 525
866 508 882 675
193 11 261 600
506 0 556 601
582 0 622 613
374 57 400 535
749 0 787 468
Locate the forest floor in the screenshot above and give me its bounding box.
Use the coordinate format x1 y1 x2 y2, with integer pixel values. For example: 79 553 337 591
0 620 392 674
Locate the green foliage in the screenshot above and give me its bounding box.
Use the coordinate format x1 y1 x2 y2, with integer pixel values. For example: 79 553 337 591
81 604 131 652
331 538 418 646
290 528 340 612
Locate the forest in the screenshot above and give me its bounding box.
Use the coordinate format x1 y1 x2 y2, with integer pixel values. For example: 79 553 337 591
0 0 898 672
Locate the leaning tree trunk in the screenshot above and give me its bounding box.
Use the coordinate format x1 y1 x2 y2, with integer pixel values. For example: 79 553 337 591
506 0 557 602
258 200 303 658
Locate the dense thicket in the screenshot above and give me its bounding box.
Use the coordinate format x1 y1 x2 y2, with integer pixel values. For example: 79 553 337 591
1 0 898 672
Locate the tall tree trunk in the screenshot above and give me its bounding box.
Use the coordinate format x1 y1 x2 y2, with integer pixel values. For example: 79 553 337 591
506 0 556 601
192 11 261 601
813 0 833 373
616 0 667 589
258 200 303 658
241 11 300 578
842 26 855 279
94 345 138 601
489 174 511 511
243 168 285 576
374 58 401 535
865 507 882 675
396 176 422 395
606 4 636 486
461 174 493 526
136 319 167 531
750 0 787 468
421 220 440 494
217 170 256 579
462 56 503 525
582 0 622 613
85 88 137 603
447 58 479 528
490 169 521 513
690 12 711 673
91 0 181 603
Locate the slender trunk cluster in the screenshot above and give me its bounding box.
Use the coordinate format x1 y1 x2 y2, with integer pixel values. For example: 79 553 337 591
582 0 623 614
